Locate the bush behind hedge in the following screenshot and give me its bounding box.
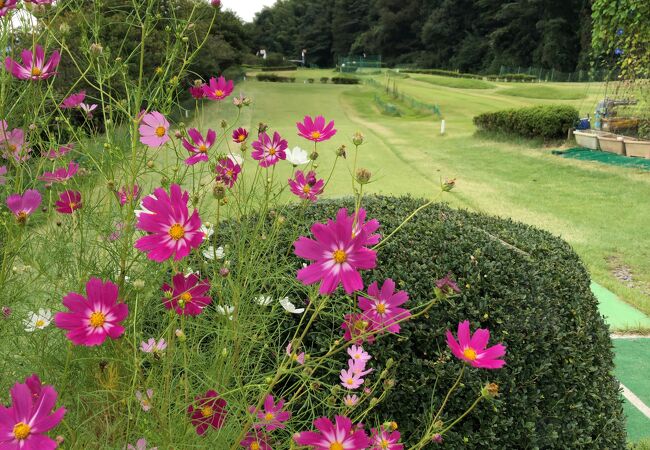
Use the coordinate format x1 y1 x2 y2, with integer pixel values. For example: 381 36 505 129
255 73 296 83
473 104 579 140
272 196 625 449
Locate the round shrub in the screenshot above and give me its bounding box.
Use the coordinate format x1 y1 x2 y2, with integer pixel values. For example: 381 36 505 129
473 104 579 140
272 196 625 449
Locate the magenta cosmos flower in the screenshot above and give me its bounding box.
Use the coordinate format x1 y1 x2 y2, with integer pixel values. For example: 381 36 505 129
0 0 17 17
202 76 234 100
232 127 248 143
251 131 287 168
39 161 78 184
215 158 241 188
294 416 370 450
341 313 375 345
139 111 170 148
359 279 411 335
252 395 291 431
116 185 140 206
5 45 60 81
294 208 378 295
297 115 337 142
370 427 403 450
46 144 73 160
446 320 506 369
183 128 216 165
54 278 128 346
134 184 203 262
241 432 271 450
55 190 82 214
6 189 41 223
289 170 324 202
188 390 227 435
60 91 85 109
162 273 212 316
189 83 206 99
0 376 66 450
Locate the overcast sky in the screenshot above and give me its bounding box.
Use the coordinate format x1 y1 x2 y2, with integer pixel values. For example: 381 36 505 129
221 0 277 22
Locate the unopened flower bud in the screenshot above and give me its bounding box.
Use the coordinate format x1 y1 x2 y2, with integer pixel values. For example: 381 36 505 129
182 36 189 43
310 151 319 161
59 23 70 34
219 267 230 277
211 0 221 8
482 382 499 399
28 123 37 131
356 168 372 184
352 131 364 146
106 180 116 191
213 182 227 200
221 347 228 356
258 122 268 134
175 329 186 342
220 120 228 129
336 145 347 158
1 306 11 318
146 160 154 169
432 434 443 444
55 436 65 445
103 142 110 150
174 130 183 139
133 279 145 290
160 177 170 188
89 43 103 56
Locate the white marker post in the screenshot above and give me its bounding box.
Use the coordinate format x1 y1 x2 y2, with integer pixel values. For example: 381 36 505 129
440 119 446 135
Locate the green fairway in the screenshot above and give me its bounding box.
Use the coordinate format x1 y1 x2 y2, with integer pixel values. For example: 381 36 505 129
614 339 650 441
207 72 650 318
498 85 588 100
410 74 496 89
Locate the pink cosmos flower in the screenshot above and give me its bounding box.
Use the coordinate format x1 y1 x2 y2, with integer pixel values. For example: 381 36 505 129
240 432 271 450
188 390 227 435
251 131 287 168
5 45 60 80
6 189 41 222
232 127 248 143
252 395 291 431
359 279 411 334
353 209 381 246
0 377 66 449
215 158 241 188
39 161 78 184
446 320 506 369
436 273 461 294
46 144 73 160
294 208 378 295
189 84 206 99
138 111 170 148
289 170 324 202
347 345 372 366
343 394 359 407
140 338 167 354
341 313 375 345
54 278 128 346
161 273 212 316
202 76 234 100
135 389 154 412
55 190 82 214
0 165 6 184
79 103 98 118
116 185 140 206
297 115 337 142
60 91 86 109
134 184 204 262
182 128 216 165
0 0 17 17
126 438 158 450
286 342 305 365
0 127 28 161
294 416 370 450
370 427 403 450
340 360 372 390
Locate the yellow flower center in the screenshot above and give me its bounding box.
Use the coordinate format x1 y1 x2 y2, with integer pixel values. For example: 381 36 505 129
264 412 275 421
380 439 390 449
346 378 354 385
226 170 234 177
179 292 192 306
0 1 5 8
215 89 224 97
8 144 17 152
201 406 214 418
31 67 42 76
35 319 45 328
89 311 106 328
238 135 245 141
463 347 478 361
332 249 347 264
16 211 28 223
311 131 321 139
13 422 31 440
376 302 386 314
168 223 185 240
198 144 208 153
69 202 77 210
155 126 166 137
250 443 261 450
330 442 344 450
302 185 311 194
268 147 277 156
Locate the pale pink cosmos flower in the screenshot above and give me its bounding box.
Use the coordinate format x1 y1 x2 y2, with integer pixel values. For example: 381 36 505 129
358 279 411 335
126 438 158 450
46 143 73 160
343 394 359 407
39 161 79 184
138 111 170 147
135 389 154 412
446 320 506 369
294 416 370 450
202 76 234 100
0 127 29 161
251 395 291 431
0 0 18 17
6 189 42 223
140 338 167 354
370 426 403 450
347 345 372 366
286 342 305 365
182 128 216 165
251 131 287 167
340 360 372 390
5 45 61 80
60 91 86 109
79 102 98 118
297 115 337 142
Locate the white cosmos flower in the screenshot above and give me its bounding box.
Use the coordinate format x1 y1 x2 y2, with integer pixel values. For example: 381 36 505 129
202 246 225 260
254 295 273 306
215 305 235 320
285 147 310 166
279 297 305 314
200 224 214 241
24 309 52 332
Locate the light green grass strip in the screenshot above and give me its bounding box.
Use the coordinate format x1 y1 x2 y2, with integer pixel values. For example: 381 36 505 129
592 282 650 330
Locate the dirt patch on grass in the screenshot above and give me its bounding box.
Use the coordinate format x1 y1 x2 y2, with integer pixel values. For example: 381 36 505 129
607 255 650 296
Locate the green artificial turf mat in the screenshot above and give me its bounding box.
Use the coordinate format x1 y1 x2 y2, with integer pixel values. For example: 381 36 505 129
554 147 650 170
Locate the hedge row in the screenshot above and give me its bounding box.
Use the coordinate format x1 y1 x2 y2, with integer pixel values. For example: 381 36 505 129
473 104 579 139
486 73 538 82
260 66 298 72
274 196 626 449
330 76 360 84
401 68 483 80
255 73 295 83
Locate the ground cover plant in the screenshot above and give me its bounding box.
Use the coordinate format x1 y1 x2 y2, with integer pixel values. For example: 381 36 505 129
0 1 517 448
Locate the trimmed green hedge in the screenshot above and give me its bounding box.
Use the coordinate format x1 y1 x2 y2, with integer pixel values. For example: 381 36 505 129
276 196 625 449
260 66 298 72
330 76 360 85
486 73 538 82
255 73 296 83
473 105 579 140
402 68 483 80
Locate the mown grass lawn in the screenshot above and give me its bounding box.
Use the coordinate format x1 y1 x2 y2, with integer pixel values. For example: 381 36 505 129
202 72 650 317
